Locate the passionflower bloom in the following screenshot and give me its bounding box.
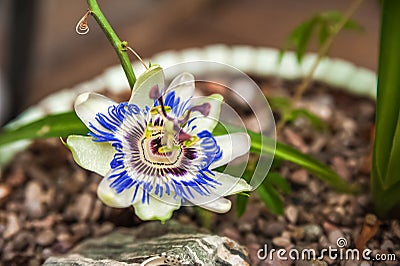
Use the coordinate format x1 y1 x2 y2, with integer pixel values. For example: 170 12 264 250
66 65 251 221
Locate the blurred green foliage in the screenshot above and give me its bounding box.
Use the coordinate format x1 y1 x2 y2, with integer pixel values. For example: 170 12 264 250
280 11 363 63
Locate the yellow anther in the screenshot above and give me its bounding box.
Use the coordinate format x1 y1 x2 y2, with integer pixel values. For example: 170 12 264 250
145 125 163 138
158 145 180 154
183 136 199 147
150 107 160 115
144 127 153 138
150 106 172 116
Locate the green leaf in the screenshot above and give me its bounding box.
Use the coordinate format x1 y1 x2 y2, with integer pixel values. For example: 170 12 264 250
280 11 362 63
372 168 400 218
257 182 284 215
269 97 327 130
291 108 328 131
268 97 291 111
385 121 400 187
0 112 88 146
236 194 249 217
343 19 363 31
373 0 400 189
254 172 290 215
264 172 291 194
371 0 400 217
318 21 330 46
280 17 317 62
292 18 318 62
320 11 363 31
236 167 288 216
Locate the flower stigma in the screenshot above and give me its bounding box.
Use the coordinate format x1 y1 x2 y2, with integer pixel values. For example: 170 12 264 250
147 85 210 154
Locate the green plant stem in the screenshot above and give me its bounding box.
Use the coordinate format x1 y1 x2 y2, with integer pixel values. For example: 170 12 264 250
276 0 363 131
292 0 363 103
371 0 400 218
87 0 136 89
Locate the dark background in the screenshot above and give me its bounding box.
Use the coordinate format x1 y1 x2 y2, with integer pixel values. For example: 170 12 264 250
0 0 380 123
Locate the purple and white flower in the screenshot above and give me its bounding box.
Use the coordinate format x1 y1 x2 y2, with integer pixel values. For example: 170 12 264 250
66 65 251 221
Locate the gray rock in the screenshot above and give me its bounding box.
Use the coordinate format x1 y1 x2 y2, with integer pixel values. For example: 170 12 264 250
64 193 94 222
75 193 94 222
356 195 369 207
308 180 320 195
290 169 309 185
326 211 342 225
237 223 252 233
90 199 103 222
13 231 34 251
25 181 45 219
71 223 90 240
290 226 305 240
364 213 378 226
93 222 115 237
36 229 56 246
272 236 292 248
331 156 351 181
303 224 322 242
381 239 394 250
328 229 345 245
295 260 327 266
263 221 285 237
391 220 400 239
343 261 359 266
44 256 132 266
283 128 309 153
43 221 250 266
0 184 10 201
3 212 20 239
284 205 299 224
220 226 240 242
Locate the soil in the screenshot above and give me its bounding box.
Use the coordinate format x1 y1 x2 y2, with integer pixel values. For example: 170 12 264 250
0 77 399 266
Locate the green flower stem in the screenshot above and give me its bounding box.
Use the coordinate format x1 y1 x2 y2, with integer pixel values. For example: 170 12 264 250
87 0 136 89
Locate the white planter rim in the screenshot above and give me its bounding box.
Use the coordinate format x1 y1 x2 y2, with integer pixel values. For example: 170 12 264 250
0 44 377 169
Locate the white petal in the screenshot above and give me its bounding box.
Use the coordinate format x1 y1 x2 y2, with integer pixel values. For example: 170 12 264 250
187 172 250 213
97 175 139 208
210 132 250 169
211 171 252 197
190 94 223 134
66 135 114 176
133 192 181 221
74 92 117 132
129 65 165 108
195 197 232 214
166 72 195 103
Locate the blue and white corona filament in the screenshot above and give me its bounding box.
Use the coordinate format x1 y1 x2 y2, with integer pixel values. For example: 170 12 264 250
67 65 251 221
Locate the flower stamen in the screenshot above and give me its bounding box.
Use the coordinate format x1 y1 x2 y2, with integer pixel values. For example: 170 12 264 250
148 85 211 153
183 135 199 147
